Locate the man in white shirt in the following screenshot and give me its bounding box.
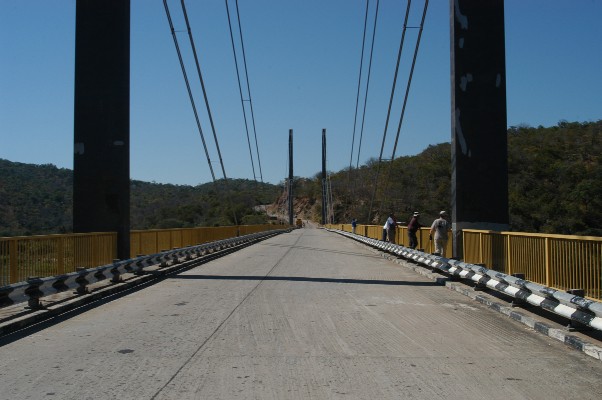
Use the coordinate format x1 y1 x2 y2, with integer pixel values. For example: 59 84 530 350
430 211 450 257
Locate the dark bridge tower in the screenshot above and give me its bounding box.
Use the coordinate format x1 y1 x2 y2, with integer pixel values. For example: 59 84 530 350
450 0 509 258
288 129 294 226
73 0 131 260
321 129 327 225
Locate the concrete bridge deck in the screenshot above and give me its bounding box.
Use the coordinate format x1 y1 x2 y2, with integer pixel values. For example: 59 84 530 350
0 227 601 399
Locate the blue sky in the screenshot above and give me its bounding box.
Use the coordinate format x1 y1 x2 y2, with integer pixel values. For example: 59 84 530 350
1 1 601 186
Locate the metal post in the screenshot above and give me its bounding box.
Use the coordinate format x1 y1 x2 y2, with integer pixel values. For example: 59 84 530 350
322 129 327 225
73 0 131 260
451 0 509 259
288 129 294 226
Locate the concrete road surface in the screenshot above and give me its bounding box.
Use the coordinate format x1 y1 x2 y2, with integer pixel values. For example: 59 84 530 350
1 228 601 399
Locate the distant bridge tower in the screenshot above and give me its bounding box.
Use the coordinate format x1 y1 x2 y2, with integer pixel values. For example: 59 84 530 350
288 129 294 226
73 0 131 260
451 0 509 258
321 129 327 225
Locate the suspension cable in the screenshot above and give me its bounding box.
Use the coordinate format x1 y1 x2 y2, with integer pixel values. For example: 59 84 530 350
179 0 238 225
354 0 380 173
225 0 257 181
235 0 264 183
348 0 371 184
180 0 227 182
163 0 216 182
376 0 429 217
390 0 429 160
366 0 413 222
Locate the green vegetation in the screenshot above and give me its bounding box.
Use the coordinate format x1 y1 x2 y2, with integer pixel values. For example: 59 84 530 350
289 120 602 236
0 159 282 236
2 120 601 237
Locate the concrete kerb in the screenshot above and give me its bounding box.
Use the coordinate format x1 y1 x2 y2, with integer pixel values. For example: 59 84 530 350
323 228 602 362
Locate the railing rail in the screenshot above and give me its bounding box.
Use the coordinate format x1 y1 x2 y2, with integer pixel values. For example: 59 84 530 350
1 224 290 285
326 224 452 258
0 229 291 309
463 229 602 301
327 224 602 301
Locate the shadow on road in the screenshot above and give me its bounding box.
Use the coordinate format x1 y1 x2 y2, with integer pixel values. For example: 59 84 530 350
170 274 439 286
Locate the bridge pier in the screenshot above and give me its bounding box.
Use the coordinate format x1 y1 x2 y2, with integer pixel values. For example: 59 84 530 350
450 0 510 258
73 0 131 260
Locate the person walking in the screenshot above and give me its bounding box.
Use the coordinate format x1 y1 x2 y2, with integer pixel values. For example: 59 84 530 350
351 218 357 234
386 213 398 243
430 211 450 257
407 211 421 249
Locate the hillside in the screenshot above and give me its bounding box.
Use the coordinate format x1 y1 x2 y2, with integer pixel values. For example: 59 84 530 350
0 159 283 236
273 120 602 236
2 120 601 237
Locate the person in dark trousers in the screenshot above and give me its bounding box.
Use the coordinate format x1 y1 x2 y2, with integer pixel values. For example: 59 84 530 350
386 213 398 243
407 211 421 249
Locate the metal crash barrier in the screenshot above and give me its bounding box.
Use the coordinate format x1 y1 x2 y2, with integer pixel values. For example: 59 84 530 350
326 228 602 332
0 229 291 309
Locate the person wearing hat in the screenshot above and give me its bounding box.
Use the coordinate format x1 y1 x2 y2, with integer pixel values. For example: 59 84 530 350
430 211 450 257
407 211 421 249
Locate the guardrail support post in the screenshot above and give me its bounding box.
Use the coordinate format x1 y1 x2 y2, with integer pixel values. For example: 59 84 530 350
509 273 526 307
110 259 123 283
171 249 180 265
25 277 45 310
473 264 487 291
75 267 90 294
565 289 591 332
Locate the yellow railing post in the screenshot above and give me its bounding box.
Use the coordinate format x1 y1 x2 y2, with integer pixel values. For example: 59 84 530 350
479 232 483 264
506 234 512 276
545 237 551 287
58 236 65 275
9 239 18 284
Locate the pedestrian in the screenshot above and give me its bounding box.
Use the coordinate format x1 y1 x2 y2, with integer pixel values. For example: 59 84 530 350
430 211 450 257
386 213 398 243
407 211 421 249
351 218 357 234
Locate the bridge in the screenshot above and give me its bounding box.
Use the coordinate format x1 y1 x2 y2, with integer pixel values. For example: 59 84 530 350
1 226 601 399
1 2 601 397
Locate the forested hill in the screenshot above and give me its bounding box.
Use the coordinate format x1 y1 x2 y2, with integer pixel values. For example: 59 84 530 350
289 120 602 237
0 159 282 237
2 120 601 237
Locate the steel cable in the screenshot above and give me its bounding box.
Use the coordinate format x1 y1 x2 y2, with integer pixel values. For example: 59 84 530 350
235 0 264 183
348 0 371 186
179 0 238 224
225 0 257 181
366 0 413 222
163 0 216 182
354 0 380 173
368 0 429 222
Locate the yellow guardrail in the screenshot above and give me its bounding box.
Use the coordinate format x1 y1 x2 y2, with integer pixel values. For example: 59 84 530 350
327 224 452 256
0 232 117 285
326 225 601 300
1 224 289 285
463 230 602 300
